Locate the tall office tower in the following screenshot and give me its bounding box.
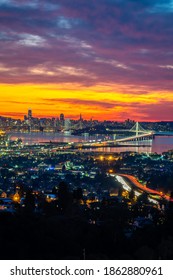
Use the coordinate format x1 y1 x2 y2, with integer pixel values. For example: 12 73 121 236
79 113 83 129
64 118 71 131
60 113 65 126
79 113 83 121
60 113 64 122
28 108 32 119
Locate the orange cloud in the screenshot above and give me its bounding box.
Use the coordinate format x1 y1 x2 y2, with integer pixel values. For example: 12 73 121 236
0 83 173 121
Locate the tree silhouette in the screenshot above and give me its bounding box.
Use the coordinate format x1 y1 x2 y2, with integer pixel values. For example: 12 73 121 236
58 181 72 213
129 189 135 201
24 189 35 214
73 188 83 203
137 192 148 205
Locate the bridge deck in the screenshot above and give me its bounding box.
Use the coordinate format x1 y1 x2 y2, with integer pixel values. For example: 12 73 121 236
116 132 154 142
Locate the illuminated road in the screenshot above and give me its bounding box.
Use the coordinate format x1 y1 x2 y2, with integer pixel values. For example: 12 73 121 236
116 132 153 142
117 174 172 202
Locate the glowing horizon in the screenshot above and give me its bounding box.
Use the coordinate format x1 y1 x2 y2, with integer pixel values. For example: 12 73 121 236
0 83 173 121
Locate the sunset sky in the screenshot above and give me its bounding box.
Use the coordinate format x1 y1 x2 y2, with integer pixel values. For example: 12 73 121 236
0 0 173 121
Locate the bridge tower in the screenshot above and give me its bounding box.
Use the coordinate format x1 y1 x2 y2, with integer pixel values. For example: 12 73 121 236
136 121 139 137
130 122 147 137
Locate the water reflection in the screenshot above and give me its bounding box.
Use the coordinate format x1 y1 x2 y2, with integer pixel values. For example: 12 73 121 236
8 132 173 154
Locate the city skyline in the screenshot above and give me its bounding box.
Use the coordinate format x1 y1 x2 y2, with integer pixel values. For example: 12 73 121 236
0 0 173 121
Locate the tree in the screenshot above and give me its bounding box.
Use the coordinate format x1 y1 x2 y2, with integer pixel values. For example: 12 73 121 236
24 189 35 214
137 192 148 205
129 189 135 201
58 181 72 213
73 188 83 203
118 187 123 197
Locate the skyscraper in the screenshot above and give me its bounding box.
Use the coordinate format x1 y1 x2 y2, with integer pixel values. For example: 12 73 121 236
28 108 32 119
60 113 65 127
79 113 83 121
60 113 64 122
64 118 71 131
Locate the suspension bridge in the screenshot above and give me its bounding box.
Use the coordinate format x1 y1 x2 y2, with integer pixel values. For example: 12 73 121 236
73 122 173 148
115 122 173 143
115 122 154 143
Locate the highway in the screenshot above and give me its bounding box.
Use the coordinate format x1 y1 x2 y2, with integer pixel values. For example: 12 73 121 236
116 173 173 202
116 132 154 142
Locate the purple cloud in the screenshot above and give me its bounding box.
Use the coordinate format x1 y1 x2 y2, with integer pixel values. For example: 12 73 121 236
0 0 173 92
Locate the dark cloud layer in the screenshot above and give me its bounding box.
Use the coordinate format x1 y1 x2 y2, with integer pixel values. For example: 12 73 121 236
42 98 116 109
0 0 173 90
0 0 173 121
